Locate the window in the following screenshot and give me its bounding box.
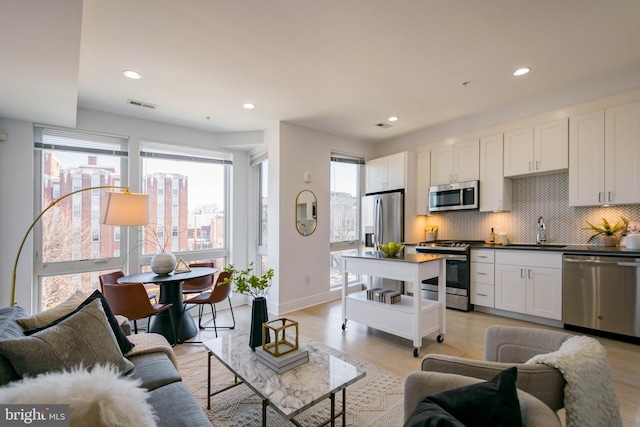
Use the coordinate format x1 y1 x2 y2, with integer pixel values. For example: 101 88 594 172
140 141 230 264
250 147 269 275
330 153 364 288
34 125 129 310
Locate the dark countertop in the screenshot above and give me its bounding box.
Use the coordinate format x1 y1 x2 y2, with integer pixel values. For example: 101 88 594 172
473 243 640 256
342 251 462 263
405 242 640 257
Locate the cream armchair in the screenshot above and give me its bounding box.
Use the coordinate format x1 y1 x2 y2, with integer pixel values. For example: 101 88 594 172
404 325 573 426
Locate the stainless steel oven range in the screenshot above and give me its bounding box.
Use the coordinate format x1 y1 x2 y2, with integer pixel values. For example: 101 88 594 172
414 240 485 312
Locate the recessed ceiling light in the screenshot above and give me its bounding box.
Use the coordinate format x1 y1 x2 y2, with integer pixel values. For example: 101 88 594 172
122 70 141 79
513 67 531 76
388 116 399 122
243 103 256 109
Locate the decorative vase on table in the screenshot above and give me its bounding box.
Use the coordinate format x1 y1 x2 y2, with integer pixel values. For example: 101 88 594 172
603 236 620 247
150 252 177 276
250 297 270 350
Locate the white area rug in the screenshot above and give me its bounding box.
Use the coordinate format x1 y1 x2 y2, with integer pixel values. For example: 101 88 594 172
177 344 404 426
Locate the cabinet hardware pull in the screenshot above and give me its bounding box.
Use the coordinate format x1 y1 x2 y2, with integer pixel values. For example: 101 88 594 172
608 191 612 202
528 269 532 279
528 161 532 171
477 272 487 275
520 268 525 278
565 258 640 267
449 174 453 183
536 160 540 170
477 255 488 258
477 293 488 297
598 192 603 203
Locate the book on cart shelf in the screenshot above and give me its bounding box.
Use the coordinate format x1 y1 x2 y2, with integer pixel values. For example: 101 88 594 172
366 287 401 304
255 346 309 374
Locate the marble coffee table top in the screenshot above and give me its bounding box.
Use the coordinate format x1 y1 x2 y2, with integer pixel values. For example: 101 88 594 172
204 332 366 419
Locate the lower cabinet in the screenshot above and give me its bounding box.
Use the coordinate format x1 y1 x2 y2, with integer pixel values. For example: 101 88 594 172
494 251 562 320
470 250 495 308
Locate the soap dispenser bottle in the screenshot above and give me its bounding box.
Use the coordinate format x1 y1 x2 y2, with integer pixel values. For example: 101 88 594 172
490 228 495 243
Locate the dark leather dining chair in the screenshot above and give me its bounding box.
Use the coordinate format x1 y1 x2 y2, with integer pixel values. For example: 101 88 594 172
181 262 215 298
183 271 235 339
102 282 177 346
99 270 157 303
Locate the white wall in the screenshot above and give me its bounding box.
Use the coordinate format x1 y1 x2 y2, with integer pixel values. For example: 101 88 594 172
272 122 371 314
0 118 36 309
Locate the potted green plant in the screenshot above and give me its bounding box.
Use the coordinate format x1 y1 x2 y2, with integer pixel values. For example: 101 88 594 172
584 217 629 247
222 262 275 349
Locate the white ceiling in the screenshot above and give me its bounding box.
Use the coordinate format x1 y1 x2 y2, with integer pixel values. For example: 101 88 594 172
3 0 640 142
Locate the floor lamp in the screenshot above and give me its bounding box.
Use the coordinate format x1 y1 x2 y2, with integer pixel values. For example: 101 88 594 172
10 186 149 306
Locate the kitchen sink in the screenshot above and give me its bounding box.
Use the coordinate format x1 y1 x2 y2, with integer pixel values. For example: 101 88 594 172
503 244 566 248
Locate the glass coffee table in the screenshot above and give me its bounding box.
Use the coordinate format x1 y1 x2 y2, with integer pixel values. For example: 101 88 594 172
204 332 365 426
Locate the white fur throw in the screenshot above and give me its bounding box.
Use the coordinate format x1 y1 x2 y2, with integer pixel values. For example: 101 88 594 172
0 364 157 427
526 335 621 427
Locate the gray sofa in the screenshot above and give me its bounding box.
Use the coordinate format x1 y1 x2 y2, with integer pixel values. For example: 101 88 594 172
0 305 211 427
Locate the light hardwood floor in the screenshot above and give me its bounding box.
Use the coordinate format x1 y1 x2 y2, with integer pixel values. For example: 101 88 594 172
174 300 640 427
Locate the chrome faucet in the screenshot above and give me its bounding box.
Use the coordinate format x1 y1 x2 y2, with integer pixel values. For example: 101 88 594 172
536 216 547 244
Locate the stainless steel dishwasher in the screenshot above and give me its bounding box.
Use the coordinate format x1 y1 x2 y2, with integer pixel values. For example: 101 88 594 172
563 254 640 340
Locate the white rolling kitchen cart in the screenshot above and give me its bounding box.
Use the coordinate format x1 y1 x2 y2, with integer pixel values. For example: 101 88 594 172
340 252 448 357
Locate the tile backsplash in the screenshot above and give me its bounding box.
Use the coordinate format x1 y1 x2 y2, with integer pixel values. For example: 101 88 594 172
424 172 640 245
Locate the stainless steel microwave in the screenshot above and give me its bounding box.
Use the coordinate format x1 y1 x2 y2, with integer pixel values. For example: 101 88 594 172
428 180 479 212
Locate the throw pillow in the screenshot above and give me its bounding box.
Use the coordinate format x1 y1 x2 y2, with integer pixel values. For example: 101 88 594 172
24 290 135 354
0 299 134 377
0 364 157 427
15 290 87 330
403 367 523 427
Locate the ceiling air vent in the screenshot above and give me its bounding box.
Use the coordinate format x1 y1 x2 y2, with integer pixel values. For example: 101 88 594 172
376 123 392 128
127 99 157 109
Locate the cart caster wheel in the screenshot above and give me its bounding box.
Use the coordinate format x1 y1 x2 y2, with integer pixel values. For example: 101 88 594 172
413 348 420 358
341 323 346 330
437 334 444 343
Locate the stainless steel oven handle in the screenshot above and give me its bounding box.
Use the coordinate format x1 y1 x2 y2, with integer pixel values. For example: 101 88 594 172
564 258 640 267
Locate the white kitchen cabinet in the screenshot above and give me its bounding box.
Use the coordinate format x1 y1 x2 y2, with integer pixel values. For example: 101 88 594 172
366 152 406 193
430 139 479 186
470 250 495 308
494 251 562 320
503 118 568 177
416 151 430 215
479 134 512 212
569 101 640 206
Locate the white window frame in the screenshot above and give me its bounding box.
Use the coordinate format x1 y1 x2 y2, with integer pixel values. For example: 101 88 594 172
330 152 364 289
139 140 231 267
33 125 131 311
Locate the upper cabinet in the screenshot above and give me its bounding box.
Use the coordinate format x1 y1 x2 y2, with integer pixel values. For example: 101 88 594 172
503 118 568 177
430 139 479 186
479 134 512 212
415 151 430 215
366 151 406 194
569 101 640 206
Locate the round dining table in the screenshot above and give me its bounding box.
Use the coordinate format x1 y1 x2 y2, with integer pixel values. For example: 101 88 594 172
118 267 217 343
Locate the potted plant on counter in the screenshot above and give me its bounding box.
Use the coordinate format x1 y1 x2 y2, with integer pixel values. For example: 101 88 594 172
222 262 275 349
584 217 629 247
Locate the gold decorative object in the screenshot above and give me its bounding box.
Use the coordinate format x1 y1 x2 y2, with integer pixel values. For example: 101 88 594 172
262 318 299 357
173 257 191 274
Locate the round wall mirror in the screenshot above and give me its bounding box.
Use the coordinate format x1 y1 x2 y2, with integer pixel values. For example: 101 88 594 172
296 190 317 236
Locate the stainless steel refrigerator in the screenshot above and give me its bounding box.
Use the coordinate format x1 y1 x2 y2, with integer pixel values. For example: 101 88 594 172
362 190 404 292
